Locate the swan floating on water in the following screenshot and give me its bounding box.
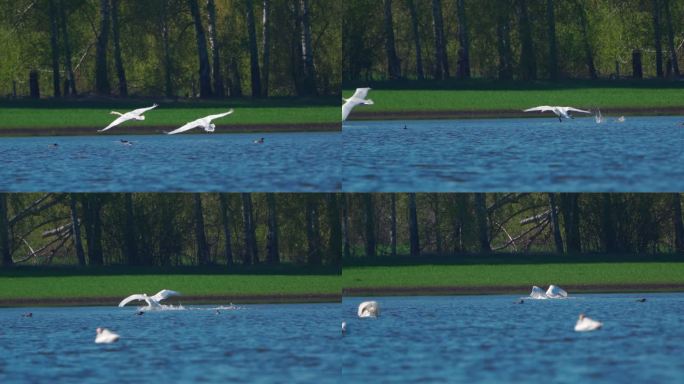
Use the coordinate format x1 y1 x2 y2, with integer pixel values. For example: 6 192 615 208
529 285 568 299
357 301 379 318
523 106 591 122
166 109 234 135
99 104 158 132
118 289 181 309
342 321 347 335
574 314 603 332
342 88 374 121
616 116 626 122
95 328 120 343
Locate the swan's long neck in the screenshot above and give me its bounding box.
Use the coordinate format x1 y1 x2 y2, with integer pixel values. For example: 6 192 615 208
110 111 123 116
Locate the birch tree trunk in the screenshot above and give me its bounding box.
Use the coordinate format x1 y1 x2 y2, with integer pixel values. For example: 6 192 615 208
206 0 224 97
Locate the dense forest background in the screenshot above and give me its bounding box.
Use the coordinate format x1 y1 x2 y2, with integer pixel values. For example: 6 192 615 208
0 193 342 267
343 193 684 259
0 0 341 99
343 0 684 83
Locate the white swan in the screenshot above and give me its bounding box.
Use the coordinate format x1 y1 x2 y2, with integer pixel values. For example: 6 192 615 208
529 286 547 299
99 104 158 132
594 108 604 124
118 289 181 308
342 321 347 335
95 328 120 343
342 88 374 121
166 109 234 135
523 106 591 122
545 284 568 298
616 116 625 122
574 313 603 332
357 301 379 318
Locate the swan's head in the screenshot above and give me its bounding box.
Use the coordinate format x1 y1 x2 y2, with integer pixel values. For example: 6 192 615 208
137 115 146 121
578 313 585 320
96 327 103 334
206 123 216 132
364 99 374 105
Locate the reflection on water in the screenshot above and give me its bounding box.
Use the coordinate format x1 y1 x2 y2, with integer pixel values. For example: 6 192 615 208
0 132 341 192
0 303 339 383
343 117 684 191
342 294 684 383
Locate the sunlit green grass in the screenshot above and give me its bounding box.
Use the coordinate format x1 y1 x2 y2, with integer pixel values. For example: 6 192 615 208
343 263 684 289
342 88 684 112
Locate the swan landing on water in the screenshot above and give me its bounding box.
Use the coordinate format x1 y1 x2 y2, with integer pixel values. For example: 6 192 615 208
342 88 374 121
529 285 568 299
118 289 181 309
95 328 120 343
523 106 591 122
574 314 603 332
357 301 379 318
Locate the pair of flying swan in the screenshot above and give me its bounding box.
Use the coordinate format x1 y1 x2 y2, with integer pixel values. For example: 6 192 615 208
99 104 233 135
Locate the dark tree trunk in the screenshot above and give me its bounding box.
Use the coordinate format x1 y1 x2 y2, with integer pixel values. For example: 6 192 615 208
69 194 85 266
0 194 12 267
306 195 321 265
82 195 103 265
633 49 643 78
327 194 342 264
206 0 224 97
261 0 271 96
241 193 258 264
600 194 617 253
218 194 233 266
548 193 564 253
363 194 376 257
475 193 490 252
560 193 581 253
123 193 139 265
496 3 513 80
95 0 111 95
663 0 679 76
433 196 442 254
431 0 449 79
266 193 279 264
383 0 401 79
160 1 173 97
672 193 684 253
299 0 317 95
652 0 664 78
576 0 597 79
111 0 127 96
193 194 209 265
456 0 470 79
546 0 558 80
189 0 212 97
390 194 397 257
48 0 61 97
229 57 243 97
408 193 420 257
517 0 536 80
246 0 262 97
29 70 40 98
58 0 77 95
406 0 424 79
342 194 351 259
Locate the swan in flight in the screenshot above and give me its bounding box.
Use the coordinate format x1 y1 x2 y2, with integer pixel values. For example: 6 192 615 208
165 109 234 135
523 106 591 122
342 88 374 121
118 289 181 308
357 301 379 318
99 104 158 132
95 328 120 343
574 314 603 332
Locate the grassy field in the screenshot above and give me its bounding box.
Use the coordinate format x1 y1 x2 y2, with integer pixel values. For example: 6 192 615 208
343 262 684 293
342 87 684 113
0 267 341 305
0 97 338 131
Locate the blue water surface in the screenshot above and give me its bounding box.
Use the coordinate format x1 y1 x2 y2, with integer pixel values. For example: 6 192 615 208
0 132 341 192
0 303 339 383
343 117 684 191
342 294 684 383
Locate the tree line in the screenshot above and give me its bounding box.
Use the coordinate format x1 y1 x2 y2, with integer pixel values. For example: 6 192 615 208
0 193 342 267
343 0 683 82
0 0 341 99
342 193 684 258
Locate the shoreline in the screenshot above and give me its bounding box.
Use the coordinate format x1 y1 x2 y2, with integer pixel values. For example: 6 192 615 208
343 283 684 297
347 107 684 121
0 122 340 137
0 293 341 307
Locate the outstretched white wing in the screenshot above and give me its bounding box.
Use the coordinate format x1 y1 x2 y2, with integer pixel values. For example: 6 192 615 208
351 88 371 100
204 109 234 122
118 294 150 307
150 289 181 302
342 100 359 121
130 103 159 116
99 114 133 132
166 120 202 135
523 106 554 113
563 107 591 114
